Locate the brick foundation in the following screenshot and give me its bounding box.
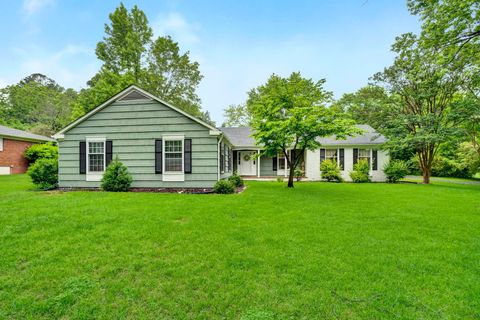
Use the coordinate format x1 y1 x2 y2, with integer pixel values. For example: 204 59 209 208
0 138 36 174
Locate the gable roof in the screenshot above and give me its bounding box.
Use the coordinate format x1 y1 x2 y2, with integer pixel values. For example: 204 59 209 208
53 85 220 139
219 124 386 148
0 125 54 142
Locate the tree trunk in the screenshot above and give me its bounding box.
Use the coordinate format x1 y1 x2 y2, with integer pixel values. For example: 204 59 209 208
287 166 295 188
422 169 430 184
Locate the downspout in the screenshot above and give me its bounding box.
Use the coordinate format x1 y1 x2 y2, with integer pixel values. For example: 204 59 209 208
217 135 223 181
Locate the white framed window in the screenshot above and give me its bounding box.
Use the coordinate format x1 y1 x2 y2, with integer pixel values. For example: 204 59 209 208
162 135 185 181
86 137 106 181
0 137 3 152
325 149 338 162
358 149 371 166
278 153 286 170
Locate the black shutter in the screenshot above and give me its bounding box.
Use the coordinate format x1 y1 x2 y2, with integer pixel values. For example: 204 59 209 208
353 148 359 165
339 148 345 170
320 148 326 166
220 143 224 173
106 140 113 167
273 156 277 171
372 149 378 171
155 139 162 173
79 141 86 174
184 139 192 173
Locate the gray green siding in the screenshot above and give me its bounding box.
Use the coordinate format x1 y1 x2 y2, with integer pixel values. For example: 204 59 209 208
58 100 219 188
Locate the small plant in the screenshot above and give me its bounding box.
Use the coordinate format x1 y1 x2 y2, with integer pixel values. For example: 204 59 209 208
213 179 235 194
350 159 370 183
28 158 58 190
384 160 409 183
101 156 132 192
228 172 244 187
24 142 58 164
276 176 284 183
320 159 343 182
294 168 304 181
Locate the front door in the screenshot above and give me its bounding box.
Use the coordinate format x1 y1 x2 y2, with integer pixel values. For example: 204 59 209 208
238 151 257 176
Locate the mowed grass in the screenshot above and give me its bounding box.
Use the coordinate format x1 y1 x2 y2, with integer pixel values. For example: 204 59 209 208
0 175 479 319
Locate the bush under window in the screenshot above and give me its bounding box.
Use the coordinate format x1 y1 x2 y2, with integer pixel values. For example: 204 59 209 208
228 172 244 188
350 159 370 183
320 159 343 182
213 179 235 194
384 160 409 183
101 157 132 192
27 158 58 190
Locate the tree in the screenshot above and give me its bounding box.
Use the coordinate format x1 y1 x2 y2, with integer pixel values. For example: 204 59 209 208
247 72 360 188
373 33 467 184
78 3 204 118
0 74 76 135
222 103 250 127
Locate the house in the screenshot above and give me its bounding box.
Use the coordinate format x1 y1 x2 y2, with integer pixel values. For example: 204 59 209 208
220 125 388 182
54 85 388 189
0 125 54 175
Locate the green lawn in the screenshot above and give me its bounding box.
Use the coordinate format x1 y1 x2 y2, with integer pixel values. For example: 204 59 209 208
1 175 479 319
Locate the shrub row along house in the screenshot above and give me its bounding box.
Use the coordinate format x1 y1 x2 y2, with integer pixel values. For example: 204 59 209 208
53 86 388 189
0 125 54 175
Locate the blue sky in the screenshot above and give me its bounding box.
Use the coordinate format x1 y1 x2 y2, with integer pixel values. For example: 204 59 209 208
0 0 419 123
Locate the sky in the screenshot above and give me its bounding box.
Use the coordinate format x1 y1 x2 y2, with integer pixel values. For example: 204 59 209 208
0 0 420 124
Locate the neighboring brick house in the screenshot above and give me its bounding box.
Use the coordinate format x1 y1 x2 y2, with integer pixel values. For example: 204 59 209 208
0 125 54 175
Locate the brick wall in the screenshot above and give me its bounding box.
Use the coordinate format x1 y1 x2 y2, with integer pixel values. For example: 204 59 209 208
0 138 36 174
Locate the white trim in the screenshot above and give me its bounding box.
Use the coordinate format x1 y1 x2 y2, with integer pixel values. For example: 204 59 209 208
0 137 3 152
162 135 184 182
86 137 106 182
257 150 261 177
53 85 220 139
217 136 223 180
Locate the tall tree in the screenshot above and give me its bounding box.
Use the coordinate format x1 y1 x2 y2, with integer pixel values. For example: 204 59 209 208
222 103 250 127
76 3 205 118
0 74 76 135
373 33 467 184
247 72 360 188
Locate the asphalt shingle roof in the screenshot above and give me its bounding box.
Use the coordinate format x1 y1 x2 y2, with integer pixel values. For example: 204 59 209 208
219 124 386 148
0 125 54 142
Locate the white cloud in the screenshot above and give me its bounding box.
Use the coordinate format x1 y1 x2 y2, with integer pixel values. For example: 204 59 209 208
13 44 99 89
23 0 55 17
153 12 200 46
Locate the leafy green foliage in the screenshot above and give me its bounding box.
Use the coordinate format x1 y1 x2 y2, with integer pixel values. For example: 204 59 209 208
222 103 250 127
75 4 204 118
247 72 361 187
320 159 343 182
350 159 370 183
0 74 77 135
384 160 409 183
294 168 304 181
27 158 58 190
213 179 235 194
101 157 132 192
24 143 58 164
228 173 244 188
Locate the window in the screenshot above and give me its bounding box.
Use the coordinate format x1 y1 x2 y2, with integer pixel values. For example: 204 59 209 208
278 153 286 170
87 140 105 173
358 149 371 166
326 149 338 162
164 140 183 172
0 138 3 152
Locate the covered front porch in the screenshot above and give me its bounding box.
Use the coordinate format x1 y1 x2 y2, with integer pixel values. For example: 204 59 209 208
232 149 305 178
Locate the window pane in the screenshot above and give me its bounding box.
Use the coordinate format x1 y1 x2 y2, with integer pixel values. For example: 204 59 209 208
89 154 104 172
165 140 182 152
326 149 337 158
89 142 104 154
165 153 182 172
359 149 370 157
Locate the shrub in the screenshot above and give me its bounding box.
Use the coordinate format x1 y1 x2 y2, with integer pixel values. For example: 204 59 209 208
24 142 58 164
320 159 343 182
350 159 370 183
383 160 409 183
228 172 244 187
294 168 304 181
101 157 132 192
27 158 58 190
213 179 235 194
431 155 471 179
276 176 284 183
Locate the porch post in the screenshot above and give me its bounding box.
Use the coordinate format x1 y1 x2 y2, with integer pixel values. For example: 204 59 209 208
257 150 261 177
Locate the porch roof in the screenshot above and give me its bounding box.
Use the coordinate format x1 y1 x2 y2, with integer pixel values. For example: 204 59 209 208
219 125 386 148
